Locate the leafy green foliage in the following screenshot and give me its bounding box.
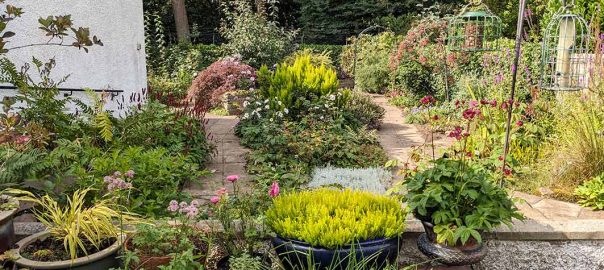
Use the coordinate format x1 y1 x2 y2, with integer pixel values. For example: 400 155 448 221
347 32 400 93
0 146 46 184
404 158 523 246
83 147 206 216
229 253 265 270
115 101 214 166
220 0 296 68
298 45 343 70
266 188 407 249
340 90 385 130
130 223 194 256
575 173 604 210
157 249 203 270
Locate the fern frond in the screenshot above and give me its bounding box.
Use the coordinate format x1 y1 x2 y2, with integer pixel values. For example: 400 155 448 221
95 112 113 142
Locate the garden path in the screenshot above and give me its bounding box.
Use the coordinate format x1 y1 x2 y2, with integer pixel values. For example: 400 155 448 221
185 114 252 200
370 94 452 176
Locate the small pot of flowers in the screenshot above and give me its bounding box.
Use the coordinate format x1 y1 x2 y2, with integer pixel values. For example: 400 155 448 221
123 198 208 270
7 188 139 270
266 188 407 269
0 190 20 253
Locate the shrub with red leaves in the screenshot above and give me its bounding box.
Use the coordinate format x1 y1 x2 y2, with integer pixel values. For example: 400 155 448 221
186 56 256 108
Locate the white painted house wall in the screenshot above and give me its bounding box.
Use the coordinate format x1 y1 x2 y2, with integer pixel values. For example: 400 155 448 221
3 0 146 117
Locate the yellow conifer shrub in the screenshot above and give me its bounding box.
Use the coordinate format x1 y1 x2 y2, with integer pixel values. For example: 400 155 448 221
266 188 406 249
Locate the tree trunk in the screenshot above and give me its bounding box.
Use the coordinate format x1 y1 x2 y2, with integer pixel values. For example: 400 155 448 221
172 0 190 42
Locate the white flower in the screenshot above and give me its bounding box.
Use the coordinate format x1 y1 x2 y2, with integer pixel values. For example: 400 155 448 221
265 105 269 109
329 94 336 101
243 113 249 118
269 118 274 122
264 99 269 104
276 111 283 118
243 101 249 108
325 104 329 108
320 116 324 120
256 101 262 105
284 108 289 114
277 101 282 106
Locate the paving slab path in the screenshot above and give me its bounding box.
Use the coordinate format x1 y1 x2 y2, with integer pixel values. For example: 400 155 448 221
185 114 252 200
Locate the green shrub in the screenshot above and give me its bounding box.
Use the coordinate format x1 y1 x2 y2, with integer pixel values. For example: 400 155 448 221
575 173 604 210
283 49 335 69
266 188 406 249
341 91 385 130
392 60 435 98
257 54 339 118
130 223 194 256
220 0 296 68
346 32 399 93
299 44 343 69
115 101 214 166
82 147 206 216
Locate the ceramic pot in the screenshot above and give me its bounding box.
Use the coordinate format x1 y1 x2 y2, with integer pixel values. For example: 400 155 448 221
14 231 123 270
417 221 487 266
272 236 400 270
0 195 19 253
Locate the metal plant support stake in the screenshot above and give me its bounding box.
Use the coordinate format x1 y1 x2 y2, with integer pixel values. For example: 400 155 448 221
447 0 502 52
501 0 527 186
540 0 591 91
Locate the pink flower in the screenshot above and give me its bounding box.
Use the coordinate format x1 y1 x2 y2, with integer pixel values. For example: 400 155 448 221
168 200 179 212
190 200 200 207
113 171 122 177
186 206 199 218
216 187 228 196
226 175 239 183
269 182 280 198
469 100 479 108
210 196 220 204
125 170 135 178
14 135 31 145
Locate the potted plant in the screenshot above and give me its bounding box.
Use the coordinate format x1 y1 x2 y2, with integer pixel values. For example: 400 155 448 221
7 188 139 270
266 188 407 269
0 190 20 253
404 158 523 266
395 96 524 266
124 222 206 270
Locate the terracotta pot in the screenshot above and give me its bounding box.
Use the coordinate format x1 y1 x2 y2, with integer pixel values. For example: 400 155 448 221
417 221 487 266
14 231 124 270
0 195 19 253
125 238 173 270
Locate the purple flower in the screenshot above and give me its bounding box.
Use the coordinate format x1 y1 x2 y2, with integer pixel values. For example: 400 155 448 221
186 206 199 218
103 176 113 183
125 170 135 178
113 171 122 177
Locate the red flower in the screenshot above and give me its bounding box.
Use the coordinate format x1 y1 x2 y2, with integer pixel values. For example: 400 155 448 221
498 155 504 161
448 127 464 140
462 108 480 120
432 115 440 121
516 120 524 127
504 167 513 177
420 95 436 105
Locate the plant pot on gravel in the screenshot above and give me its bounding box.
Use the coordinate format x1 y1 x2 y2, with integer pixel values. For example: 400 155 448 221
5 188 139 270
266 188 407 269
401 158 524 266
0 194 19 253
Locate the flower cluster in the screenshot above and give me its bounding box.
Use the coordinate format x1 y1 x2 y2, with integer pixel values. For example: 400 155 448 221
269 181 280 198
420 95 436 106
168 199 200 219
103 170 134 192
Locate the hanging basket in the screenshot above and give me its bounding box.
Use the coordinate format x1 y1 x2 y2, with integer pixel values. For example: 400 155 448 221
540 5 591 91
447 1 502 52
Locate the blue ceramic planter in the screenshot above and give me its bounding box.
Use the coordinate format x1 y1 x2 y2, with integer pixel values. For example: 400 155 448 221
272 236 400 270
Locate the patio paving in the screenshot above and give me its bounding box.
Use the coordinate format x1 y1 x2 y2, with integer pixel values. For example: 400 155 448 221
185 114 252 200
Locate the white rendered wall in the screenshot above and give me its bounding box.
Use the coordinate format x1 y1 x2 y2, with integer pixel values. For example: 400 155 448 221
3 0 147 117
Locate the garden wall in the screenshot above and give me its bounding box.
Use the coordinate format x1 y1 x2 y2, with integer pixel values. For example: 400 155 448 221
3 0 147 116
